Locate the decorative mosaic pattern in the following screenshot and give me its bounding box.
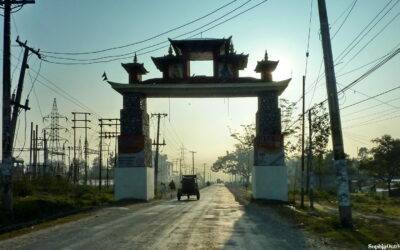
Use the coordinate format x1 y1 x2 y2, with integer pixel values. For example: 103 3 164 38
120 93 152 168
254 91 285 166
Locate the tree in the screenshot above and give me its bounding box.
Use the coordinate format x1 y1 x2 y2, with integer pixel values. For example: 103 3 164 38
360 135 400 195
211 148 253 186
309 104 331 189
213 98 297 186
358 147 368 160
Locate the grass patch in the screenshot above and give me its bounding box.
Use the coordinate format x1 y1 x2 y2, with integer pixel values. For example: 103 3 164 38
0 175 113 229
271 200 400 248
232 185 400 248
307 190 400 219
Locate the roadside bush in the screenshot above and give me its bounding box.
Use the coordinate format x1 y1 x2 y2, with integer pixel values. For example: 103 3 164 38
13 178 34 197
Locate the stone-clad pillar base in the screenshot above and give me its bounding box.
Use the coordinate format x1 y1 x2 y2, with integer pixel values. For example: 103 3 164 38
115 167 154 201
252 165 288 201
114 93 153 201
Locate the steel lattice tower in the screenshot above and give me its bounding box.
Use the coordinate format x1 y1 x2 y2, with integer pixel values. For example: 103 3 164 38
43 98 68 173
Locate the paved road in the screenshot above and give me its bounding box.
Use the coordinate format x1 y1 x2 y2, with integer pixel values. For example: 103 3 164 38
0 184 326 250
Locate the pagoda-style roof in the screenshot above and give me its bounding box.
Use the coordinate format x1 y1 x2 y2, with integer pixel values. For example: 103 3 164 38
169 37 231 60
218 53 249 70
255 60 279 73
108 78 290 98
151 55 184 72
121 62 148 75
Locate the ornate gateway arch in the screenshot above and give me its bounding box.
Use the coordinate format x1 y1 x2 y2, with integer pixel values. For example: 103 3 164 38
107 37 291 201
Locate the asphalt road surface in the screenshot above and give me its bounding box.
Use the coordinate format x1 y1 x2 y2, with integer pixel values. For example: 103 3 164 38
0 184 328 250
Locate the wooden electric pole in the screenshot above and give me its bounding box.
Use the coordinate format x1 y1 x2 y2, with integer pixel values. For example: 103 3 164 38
203 163 206 186
10 38 39 147
301 76 306 208
72 112 91 184
189 151 196 175
98 118 119 190
308 110 314 209
317 0 352 227
151 113 167 195
1 0 35 216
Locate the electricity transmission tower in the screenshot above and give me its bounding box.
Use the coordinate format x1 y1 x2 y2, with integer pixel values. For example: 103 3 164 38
43 98 68 175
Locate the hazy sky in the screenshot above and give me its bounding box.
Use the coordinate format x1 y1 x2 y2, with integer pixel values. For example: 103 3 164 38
2 0 400 178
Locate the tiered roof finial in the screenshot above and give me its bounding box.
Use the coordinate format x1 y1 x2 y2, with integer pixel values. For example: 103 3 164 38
168 45 173 56
229 42 235 54
264 50 269 61
134 53 137 63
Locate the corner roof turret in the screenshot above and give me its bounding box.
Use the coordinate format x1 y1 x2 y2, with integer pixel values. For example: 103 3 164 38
121 53 149 75
255 50 279 73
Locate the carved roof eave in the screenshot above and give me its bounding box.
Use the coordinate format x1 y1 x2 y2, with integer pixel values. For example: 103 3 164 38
151 55 185 72
121 63 149 74
107 78 291 97
218 54 249 70
169 37 232 56
254 60 279 73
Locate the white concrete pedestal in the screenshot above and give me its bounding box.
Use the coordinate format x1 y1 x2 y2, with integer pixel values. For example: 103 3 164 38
252 165 288 201
114 167 154 201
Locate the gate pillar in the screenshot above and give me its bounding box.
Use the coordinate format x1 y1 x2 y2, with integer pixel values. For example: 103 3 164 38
253 91 287 201
114 93 154 200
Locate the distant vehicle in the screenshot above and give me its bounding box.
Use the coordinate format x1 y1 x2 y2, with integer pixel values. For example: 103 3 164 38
177 175 200 201
216 178 223 184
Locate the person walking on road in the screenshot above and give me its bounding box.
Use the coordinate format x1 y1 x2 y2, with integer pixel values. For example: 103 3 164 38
161 183 167 198
169 180 176 198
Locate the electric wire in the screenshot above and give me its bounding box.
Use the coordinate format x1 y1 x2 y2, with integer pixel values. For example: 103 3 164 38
41 0 269 65
41 0 240 55
340 85 400 110
43 0 252 61
337 10 400 73
305 0 398 99
331 0 358 40
335 0 398 64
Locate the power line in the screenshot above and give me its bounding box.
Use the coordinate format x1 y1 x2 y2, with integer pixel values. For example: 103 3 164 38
335 0 398 64
343 112 400 129
342 96 400 117
337 10 400 73
7 50 103 118
42 0 253 62
331 0 358 40
340 85 400 110
41 0 269 65
41 0 240 55
338 82 400 110
338 47 400 94
305 1 399 100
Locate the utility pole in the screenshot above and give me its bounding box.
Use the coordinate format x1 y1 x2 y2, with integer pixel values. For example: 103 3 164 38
179 158 182 179
35 124 38 174
98 118 120 190
301 76 306 208
1 0 35 215
308 110 314 209
203 163 206 186
43 130 47 173
71 112 91 184
317 0 352 227
189 151 196 175
99 119 104 190
72 113 77 183
32 127 36 176
29 122 33 176
151 113 167 195
11 38 39 147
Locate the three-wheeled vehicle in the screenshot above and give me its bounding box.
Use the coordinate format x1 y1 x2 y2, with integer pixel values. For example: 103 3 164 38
177 175 200 200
